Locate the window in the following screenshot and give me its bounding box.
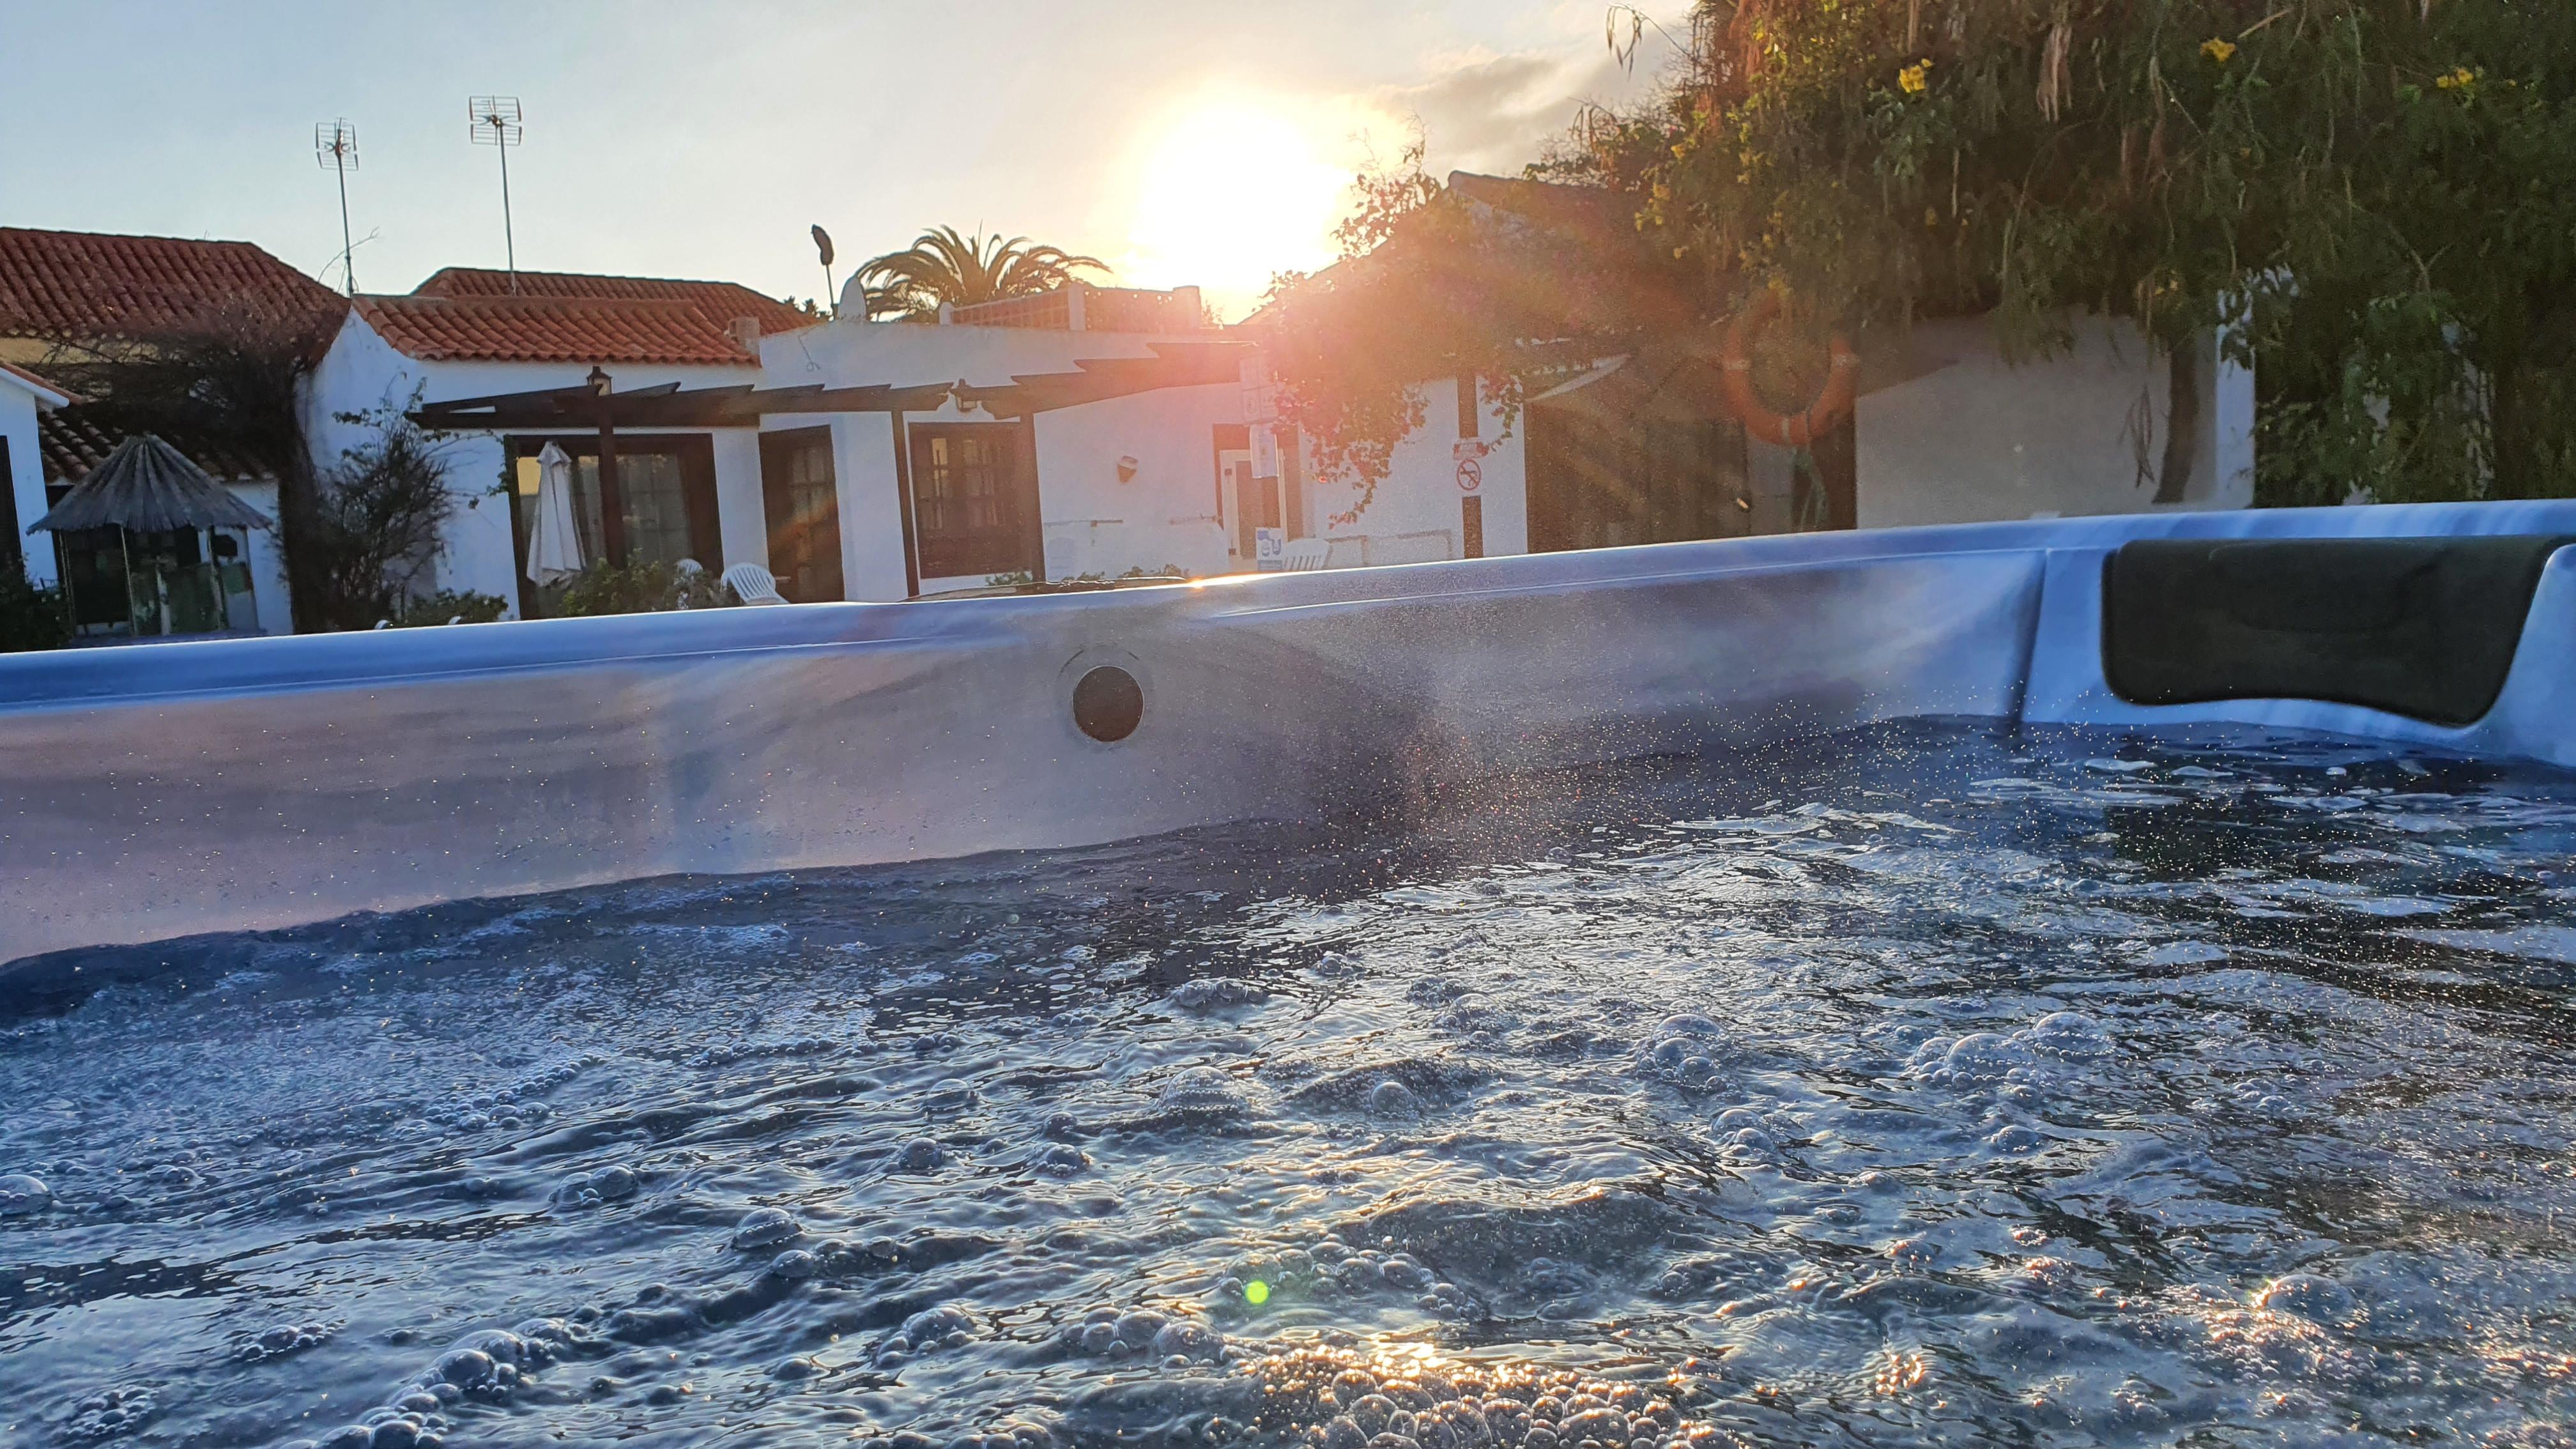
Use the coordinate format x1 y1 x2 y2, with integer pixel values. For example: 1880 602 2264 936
908 424 1037 581
505 434 719 617
759 427 843 602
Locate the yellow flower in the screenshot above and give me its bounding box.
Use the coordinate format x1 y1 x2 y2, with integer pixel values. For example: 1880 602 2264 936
1898 59 1931 95
2201 38 2237 63
2435 66 2480 91
1924 206 1942 230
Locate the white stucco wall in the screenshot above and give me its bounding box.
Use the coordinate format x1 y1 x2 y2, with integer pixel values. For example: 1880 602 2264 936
1303 377 1528 567
1032 382 1241 581
226 480 293 636
306 312 767 617
762 318 1208 399
0 372 52 586
1854 313 2253 529
819 411 910 603
764 319 1248 594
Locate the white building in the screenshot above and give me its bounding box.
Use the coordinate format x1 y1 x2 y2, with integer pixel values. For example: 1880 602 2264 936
409 280 1523 608
0 230 2255 636
307 268 811 618
410 264 2251 614
0 360 72 583
0 227 327 636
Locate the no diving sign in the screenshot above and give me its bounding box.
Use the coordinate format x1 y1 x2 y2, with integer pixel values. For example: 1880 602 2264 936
1455 456 1482 492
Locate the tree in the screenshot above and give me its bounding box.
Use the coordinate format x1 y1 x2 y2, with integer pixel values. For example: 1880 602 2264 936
302 403 479 630
40 302 337 628
855 226 1108 319
1264 2 2576 508
1253 144 1695 514
1613 0 2576 505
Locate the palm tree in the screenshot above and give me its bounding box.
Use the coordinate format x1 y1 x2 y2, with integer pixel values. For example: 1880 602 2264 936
855 226 1108 320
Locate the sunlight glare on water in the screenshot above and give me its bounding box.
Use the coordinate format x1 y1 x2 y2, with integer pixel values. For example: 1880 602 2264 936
5 722 2576 1448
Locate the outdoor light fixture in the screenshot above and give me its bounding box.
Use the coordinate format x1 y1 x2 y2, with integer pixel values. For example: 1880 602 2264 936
1116 455 1140 482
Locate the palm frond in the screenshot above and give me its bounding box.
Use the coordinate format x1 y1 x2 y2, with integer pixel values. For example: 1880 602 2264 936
855 226 1109 318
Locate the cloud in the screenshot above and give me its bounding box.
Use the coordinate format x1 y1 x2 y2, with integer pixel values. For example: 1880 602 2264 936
1354 45 1653 178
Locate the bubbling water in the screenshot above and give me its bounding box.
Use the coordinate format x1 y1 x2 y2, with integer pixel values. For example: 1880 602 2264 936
6 723 2576 1448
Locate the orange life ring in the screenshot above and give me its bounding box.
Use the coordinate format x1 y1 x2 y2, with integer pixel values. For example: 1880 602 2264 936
1719 293 1860 447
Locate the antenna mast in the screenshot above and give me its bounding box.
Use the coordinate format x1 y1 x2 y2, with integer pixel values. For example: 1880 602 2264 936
314 119 359 296
468 96 525 293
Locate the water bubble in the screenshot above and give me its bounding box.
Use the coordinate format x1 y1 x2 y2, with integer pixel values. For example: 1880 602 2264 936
1170 978 1268 1009
881 1305 975 1363
2021 1011 2113 1059
2253 1272 2357 1324
434 1348 496 1388
0 1172 52 1214
1987 1123 2044 1153
550 1165 638 1210
241 1321 335 1361
1151 1319 1223 1361
730 1206 800 1250
1157 1066 1252 1119
1367 1080 1422 1117
898 1137 946 1170
63 1386 155 1441
1935 1032 2025 1084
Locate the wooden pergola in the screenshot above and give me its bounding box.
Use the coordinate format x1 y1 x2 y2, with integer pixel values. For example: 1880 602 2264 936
408 341 1252 593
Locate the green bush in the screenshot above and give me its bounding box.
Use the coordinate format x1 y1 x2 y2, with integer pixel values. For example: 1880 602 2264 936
0 568 73 653
555 559 734 618
388 590 511 628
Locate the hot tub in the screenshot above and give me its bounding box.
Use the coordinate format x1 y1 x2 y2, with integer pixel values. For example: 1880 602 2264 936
4 500 2572 963
8 504 2576 1449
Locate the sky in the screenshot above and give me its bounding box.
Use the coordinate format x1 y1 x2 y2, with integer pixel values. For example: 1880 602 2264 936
0 2 1687 319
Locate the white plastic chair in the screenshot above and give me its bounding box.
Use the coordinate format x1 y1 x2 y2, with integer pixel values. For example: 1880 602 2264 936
1281 537 1333 571
723 562 787 605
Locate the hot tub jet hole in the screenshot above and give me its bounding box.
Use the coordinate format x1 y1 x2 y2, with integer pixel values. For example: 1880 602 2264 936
1071 666 1144 742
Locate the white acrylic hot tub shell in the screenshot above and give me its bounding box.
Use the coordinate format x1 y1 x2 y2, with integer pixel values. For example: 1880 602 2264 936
4 500 2573 963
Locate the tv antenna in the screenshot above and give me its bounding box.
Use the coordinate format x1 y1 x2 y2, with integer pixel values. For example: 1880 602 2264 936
468 95 525 292
314 119 359 296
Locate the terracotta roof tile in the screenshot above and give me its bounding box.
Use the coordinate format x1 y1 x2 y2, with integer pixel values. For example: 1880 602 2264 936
0 227 346 347
354 292 791 365
38 406 274 487
411 268 812 334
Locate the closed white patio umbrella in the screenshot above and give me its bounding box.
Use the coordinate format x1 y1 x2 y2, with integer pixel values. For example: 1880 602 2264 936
525 441 585 586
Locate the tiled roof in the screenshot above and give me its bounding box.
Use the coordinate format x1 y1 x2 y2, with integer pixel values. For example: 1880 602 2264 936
355 292 791 365
38 406 275 487
0 358 77 405
411 268 812 334
0 227 346 348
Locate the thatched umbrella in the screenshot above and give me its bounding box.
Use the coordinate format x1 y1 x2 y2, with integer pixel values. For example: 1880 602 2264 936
28 433 272 636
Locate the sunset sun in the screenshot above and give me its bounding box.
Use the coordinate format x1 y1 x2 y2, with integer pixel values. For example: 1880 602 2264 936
1125 98 1353 318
